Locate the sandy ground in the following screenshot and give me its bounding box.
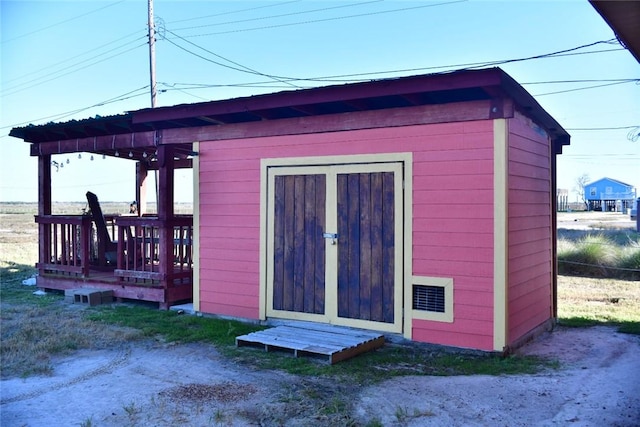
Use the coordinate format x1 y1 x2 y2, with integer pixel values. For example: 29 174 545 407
355 327 640 426
557 211 637 231
1 326 639 426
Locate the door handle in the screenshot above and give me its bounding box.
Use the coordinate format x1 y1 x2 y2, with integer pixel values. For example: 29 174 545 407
323 232 338 245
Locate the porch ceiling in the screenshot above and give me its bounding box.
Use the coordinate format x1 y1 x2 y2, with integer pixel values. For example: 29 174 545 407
10 68 570 155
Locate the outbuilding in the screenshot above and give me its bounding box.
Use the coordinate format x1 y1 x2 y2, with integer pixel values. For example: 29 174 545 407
10 67 570 352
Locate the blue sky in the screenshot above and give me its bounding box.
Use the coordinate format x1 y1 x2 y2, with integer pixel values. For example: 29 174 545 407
1 0 638 205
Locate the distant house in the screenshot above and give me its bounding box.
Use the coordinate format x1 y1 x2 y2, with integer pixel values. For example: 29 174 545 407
584 177 637 212
10 68 570 353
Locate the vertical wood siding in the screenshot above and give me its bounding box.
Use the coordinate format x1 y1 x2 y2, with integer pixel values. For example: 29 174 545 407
506 114 553 343
199 121 497 350
337 172 395 323
272 174 326 314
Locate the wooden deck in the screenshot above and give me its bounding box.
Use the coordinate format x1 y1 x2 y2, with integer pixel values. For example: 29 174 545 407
236 323 385 364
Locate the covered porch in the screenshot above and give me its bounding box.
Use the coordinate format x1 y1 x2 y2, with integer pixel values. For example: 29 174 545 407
11 117 196 309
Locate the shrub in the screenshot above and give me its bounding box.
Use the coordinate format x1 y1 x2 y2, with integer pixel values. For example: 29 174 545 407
558 234 620 277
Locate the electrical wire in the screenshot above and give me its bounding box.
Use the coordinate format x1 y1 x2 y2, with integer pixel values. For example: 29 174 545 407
523 79 639 85
165 0 302 25
156 42 626 91
533 80 637 97
566 126 639 131
159 83 210 101
1 86 149 132
2 30 146 87
1 42 148 98
162 28 302 88
175 0 467 38
171 0 383 32
2 0 127 44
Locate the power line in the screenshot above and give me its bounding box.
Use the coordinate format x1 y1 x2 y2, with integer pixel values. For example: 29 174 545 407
162 28 301 88
1 86 149 132
165 0 302 25
2 30 146 87
1 42 148 98
533 80 638 97
567 126 639 131
171 0 383 32
2 38 147 97
523 78 639 85
156 41 625 89
175 0 467 38
2 0 127 44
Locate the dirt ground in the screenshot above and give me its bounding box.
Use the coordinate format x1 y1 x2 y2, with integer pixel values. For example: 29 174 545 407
557 211 637 231
1 325 639 426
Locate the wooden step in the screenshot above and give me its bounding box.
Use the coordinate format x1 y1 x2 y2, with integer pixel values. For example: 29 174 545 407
236 323 385 364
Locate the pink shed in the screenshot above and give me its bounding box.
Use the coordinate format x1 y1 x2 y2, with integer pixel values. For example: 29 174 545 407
11 68 570 352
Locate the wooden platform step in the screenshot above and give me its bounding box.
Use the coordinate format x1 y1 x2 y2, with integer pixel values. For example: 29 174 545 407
236 323 385 364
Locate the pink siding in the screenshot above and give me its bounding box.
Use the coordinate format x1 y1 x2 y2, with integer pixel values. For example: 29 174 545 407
507 114 553 344
198 120 496 349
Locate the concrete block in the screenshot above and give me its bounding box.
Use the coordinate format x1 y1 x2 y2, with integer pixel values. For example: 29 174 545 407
99 290 114 304
64 289 76 303
72 289 103 306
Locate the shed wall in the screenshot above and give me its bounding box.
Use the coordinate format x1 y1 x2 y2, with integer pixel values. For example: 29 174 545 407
198 121 496 349
506 114 553 343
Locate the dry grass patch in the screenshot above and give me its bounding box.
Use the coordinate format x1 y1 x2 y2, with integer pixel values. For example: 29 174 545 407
557 275 640 333
1 300 142 378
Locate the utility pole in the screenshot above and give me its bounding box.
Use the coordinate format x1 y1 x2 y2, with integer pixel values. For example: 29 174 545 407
148 0 157 108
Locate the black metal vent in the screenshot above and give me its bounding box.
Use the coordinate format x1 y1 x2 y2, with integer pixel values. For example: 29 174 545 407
413 285 445 313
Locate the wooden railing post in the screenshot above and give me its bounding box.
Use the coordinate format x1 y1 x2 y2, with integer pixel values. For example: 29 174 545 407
81 216 91 276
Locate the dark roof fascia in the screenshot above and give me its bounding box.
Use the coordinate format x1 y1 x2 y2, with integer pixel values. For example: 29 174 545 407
9 113 134 143
9 67 570 150
130 69 505 124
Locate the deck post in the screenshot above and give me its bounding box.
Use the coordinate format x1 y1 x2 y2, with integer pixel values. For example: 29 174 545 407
157 145 175 302
38 155 52 271
157 145 174 220
136 161 148 216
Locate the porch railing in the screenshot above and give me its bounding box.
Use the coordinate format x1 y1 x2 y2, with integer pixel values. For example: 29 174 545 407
35 215 93 277
34 215 193 286
115 216 193 285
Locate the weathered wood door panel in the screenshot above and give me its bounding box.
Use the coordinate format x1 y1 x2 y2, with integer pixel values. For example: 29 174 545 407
337 172 395 324
266 162 403 333
272 174 326 314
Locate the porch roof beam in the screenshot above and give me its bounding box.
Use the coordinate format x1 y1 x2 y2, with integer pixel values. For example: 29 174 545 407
30 131 157 157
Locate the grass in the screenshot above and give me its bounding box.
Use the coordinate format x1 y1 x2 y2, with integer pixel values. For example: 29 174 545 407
86 305 264 346
556 275 640 334
85 304 551 382
0 281 142 378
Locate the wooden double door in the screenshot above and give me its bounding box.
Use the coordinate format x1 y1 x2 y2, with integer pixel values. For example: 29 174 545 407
266 162 403 333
